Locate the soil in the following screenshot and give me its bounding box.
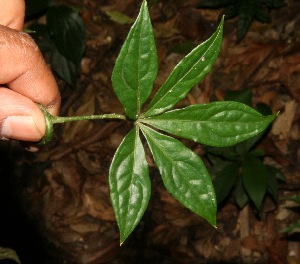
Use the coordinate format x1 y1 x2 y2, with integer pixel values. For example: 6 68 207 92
0 0 300 263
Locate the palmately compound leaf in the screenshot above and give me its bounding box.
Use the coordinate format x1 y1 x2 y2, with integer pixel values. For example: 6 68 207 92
109 126 151 244
143 16 224 118
139 124 217 226
141 101 277 147
112 0 158 120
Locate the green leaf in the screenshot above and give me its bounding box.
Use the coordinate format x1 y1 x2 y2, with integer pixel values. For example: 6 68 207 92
242 155 268 210
105 10 135 24
266 166 279 203
224 89 253 107
140 124 217 226
112 0 158 120
235 176 249 208
28 24 54 52
207 145 240 160
47 5 86 65
51 48 78 86
284 196 300 205
280 220 300 233
169 42 197 55
109 126 151 244
0 247 21 264
142 101 277 147
255 8 271 23
214 163 239 203
143 17 224 117
255 102 273 116
223 5 239 19
237 1 255 42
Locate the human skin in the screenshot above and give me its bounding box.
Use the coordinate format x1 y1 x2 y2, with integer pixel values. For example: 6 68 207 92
0 0 60 142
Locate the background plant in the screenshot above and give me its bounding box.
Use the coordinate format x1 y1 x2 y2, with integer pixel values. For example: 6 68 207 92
0 246 21 264
25 0 86 86
280 196 300 233
206 89 284 213
197 0 286 42
39 0 277 244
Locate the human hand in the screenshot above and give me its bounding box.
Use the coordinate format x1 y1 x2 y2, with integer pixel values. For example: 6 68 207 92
0 0 60 142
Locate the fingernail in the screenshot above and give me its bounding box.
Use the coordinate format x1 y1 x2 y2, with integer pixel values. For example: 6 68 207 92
1 116 42 141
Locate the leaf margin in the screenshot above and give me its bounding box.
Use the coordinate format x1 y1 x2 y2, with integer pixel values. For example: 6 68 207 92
139 123 217 227
142 16 224 118
109 125 151 244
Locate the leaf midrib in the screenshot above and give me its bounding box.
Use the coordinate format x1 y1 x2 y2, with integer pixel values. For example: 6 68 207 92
140 124 206 206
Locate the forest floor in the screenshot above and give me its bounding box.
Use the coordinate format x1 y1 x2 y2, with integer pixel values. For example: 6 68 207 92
0 0 300 263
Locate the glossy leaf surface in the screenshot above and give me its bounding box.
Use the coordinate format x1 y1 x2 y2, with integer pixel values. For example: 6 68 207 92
143 17 224 117
142 101 277 147
140 124 216 226
112 0 158 120
109 127 151 244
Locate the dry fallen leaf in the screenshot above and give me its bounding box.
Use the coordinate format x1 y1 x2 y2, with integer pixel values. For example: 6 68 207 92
271 100 298 140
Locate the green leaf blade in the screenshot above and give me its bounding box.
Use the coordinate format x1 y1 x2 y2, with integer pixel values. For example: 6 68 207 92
242 155 268 210
235 176 249 208
47 5 86 65
213 163 239 204
140 124 217 226
109 127 151 244
51 48 77 86
142 101 277 147
0 247 21 264
112 0 158 120
236 1 255 42
143 16 224 117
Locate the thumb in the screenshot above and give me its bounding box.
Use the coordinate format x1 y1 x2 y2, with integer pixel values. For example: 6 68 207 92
0 88 46 142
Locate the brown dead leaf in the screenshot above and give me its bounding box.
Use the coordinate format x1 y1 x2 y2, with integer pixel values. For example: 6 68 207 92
154 17 179 39
241 236 263 253
69 222 100 234
177 7 203 39
223 43 273 72
266 235 288 264
63 84 95 142
271 100 298 140
82 178 115 221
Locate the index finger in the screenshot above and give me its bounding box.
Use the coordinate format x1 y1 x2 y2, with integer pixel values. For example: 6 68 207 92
0 0 25 30
0 25 60 115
